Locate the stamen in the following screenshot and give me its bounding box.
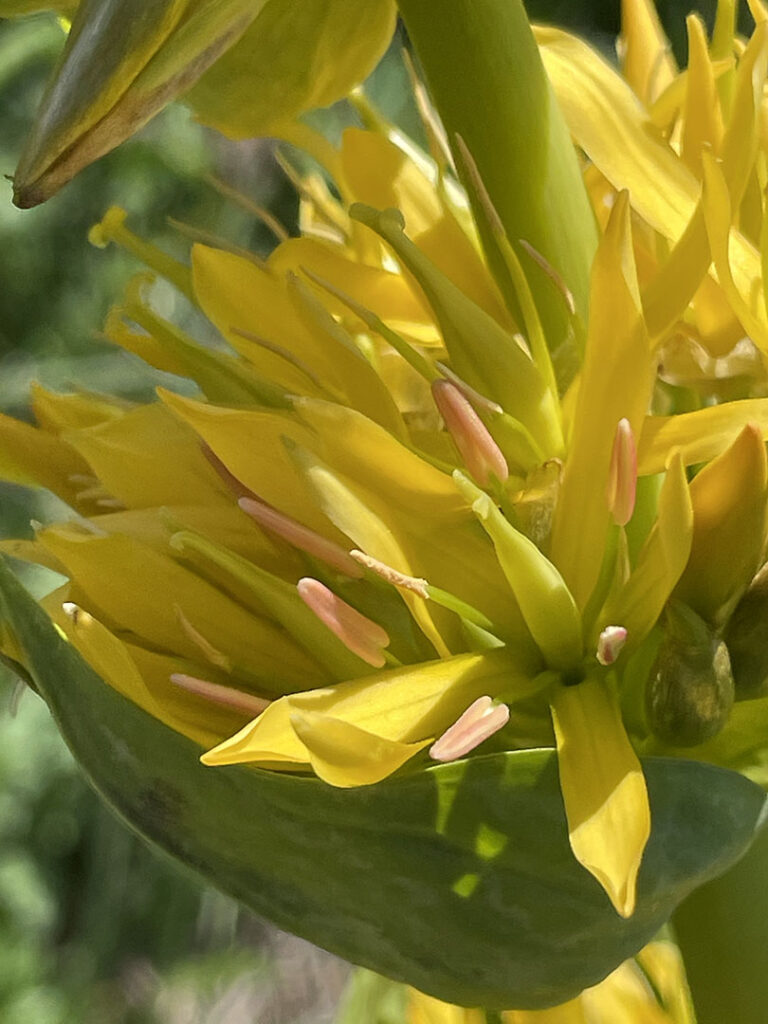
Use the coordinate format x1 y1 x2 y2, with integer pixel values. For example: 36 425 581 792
607 418 638 526
432 379 509 486
169 673 270 717
174 605 232 672
597 625 628 666
349 548 501 636
429 696 510 762
297 577 390 667
239 497 364 578
88 206 193 300
167 217 266 268
205 174 290 242
349 549 430 598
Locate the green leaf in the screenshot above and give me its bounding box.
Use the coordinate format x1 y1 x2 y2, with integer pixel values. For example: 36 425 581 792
186 0 397 140
0 557 764 1011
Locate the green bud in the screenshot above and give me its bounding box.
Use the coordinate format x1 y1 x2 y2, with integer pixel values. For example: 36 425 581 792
646 603 734 747
723 563 768 700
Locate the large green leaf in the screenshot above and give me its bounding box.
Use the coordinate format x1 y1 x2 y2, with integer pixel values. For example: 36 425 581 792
0 557 764 1010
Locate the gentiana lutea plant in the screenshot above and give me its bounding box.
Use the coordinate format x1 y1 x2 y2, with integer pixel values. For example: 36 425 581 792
2 0 768 1020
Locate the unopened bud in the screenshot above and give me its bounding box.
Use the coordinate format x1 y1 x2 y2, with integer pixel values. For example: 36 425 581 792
723 562 768 699
646 604 734 746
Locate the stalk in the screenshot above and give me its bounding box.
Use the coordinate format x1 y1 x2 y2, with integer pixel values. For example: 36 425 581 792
396 0 597 353
673 820 768 1024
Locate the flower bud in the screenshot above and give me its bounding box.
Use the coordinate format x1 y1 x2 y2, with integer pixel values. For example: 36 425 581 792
723 562 768 700
646 604 734 747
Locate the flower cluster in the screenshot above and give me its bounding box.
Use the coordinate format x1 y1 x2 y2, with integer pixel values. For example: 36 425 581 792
2 1 768 1014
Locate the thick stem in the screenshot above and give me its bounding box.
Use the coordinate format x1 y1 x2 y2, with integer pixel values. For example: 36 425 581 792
484 1011 505 1024
396 0 597 352
672 820 768 1024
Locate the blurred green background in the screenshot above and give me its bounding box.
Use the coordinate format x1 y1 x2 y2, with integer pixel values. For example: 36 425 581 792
0 2 724 1021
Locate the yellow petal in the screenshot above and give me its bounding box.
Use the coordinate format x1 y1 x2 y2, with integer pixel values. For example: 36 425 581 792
700 151 768 353
681 14 724 174
0 411 91 507
537 26 761 312
638 399 768 473
550 193 652 609
408 988 486 1024
37 526 327 693
202 647 542 772
504 999 586 1023
341 128 510 327
30 382 131 433
551 675 651 918
55 604 247 748
91 504 289 573
63 403 230 509
289 709 429 787
268 234 435 338
296 448 452 658
186 0 396 139
158 390 338 538
675 423 768 623
294 397 465 517
603 453 693 647
191 244 328 393
619 0 677 105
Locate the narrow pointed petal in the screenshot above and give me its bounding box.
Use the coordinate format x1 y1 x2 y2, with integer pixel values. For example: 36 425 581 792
550 193 651 608
620 0 677 104
638 401 768 474
551 676 651 919
290 709 429 787
675 424 768 624
604 453 693 647
202 647 542 774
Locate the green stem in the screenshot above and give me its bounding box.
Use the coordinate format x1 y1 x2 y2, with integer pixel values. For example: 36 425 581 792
672 820 768 1024
484 1012 505 1024
396 0 597 353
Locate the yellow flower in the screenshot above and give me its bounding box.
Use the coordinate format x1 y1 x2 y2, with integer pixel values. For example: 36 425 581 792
2 0 768 1009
